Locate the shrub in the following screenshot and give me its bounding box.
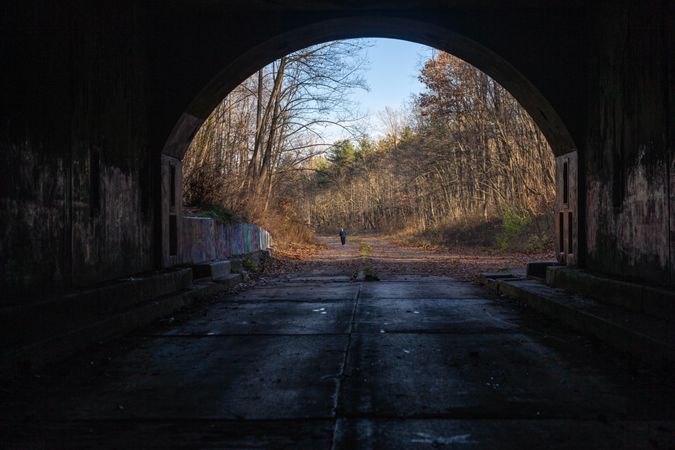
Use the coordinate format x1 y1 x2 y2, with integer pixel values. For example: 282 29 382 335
359 241 371 257
496 211 532 251
242 257 258 272
525 233 551 252
203 205 241 223
186 204 243 224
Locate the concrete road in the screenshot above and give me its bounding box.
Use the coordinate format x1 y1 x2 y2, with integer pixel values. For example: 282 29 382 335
2 238 674 449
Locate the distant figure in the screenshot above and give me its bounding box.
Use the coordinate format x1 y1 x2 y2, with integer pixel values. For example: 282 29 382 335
339 228 347 246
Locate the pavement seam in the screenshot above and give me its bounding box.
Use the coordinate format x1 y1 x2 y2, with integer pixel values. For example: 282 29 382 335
15 415 668 424
135 330 524 338
218 298 356 304
330 280 362 450
137 333 351 338
359 297 488 300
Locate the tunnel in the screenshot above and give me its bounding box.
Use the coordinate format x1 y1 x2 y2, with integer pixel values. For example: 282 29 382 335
0 1 673 448
1 0 672 299
163 16 579 267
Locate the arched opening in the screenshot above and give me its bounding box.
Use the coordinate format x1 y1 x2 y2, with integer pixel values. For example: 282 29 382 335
160 18 579 270
5 4 675 447
162 17 576 160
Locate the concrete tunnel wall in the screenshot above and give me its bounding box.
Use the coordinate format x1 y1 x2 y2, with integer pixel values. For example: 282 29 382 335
0 0 673 303
583 1 674 283
0 1 157 301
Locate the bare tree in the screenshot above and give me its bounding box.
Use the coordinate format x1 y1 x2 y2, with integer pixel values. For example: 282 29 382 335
302 52 555 247
183 39 371 221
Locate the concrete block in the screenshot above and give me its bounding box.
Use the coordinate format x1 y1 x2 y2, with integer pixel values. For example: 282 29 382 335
192 260 232 280
526 261 559 279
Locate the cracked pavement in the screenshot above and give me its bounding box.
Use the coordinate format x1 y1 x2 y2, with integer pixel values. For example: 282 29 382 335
2 238 674 449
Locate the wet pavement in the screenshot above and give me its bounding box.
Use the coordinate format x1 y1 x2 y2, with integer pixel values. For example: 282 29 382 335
2 238 674 449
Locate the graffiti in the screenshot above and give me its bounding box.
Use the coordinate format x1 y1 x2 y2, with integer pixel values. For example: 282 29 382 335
182 218 271 264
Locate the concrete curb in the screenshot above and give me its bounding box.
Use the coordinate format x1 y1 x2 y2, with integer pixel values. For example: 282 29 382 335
213 273 244 288
0 282 224 378
0 268 193 349
481 274 675 368
192 260 232 280
546 266 675 318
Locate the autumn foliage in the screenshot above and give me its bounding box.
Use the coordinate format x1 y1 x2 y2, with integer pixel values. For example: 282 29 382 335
301 52 555 251
183 45 555 253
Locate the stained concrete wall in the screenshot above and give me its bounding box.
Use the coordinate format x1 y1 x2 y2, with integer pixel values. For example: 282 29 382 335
584 0 674 284
0 1 156 302
182 218 216 265
1 0 673 300
182 218 272 265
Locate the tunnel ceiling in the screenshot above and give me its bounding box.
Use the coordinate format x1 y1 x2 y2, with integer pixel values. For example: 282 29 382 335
163 0 587 11
160 12 581 160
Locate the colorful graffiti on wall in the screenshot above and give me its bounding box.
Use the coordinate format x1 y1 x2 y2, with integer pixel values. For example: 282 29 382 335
182 217 272 265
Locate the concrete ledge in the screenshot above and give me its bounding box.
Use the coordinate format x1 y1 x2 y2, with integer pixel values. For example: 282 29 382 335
546 267 675 318
478 272 523 291
0 268 193 350
526 261 560 279
0 281 223 378
213 273 243 288
192 260 232 280
481 274 675 368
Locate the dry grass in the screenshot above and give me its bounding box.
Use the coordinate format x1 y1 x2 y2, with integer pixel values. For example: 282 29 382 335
391 213 554 255
254 209 325 258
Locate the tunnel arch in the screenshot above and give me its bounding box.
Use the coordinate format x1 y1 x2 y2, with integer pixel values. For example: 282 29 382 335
161 16 577 160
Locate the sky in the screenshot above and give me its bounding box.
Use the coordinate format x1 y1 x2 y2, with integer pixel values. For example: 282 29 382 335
328 38 433 141
360 38 432 116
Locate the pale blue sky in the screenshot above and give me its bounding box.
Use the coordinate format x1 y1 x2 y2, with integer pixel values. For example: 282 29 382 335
327 38 433 141
360 38 432 116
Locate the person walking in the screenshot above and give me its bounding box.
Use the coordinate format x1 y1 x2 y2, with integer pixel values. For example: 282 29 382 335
339 228 347 246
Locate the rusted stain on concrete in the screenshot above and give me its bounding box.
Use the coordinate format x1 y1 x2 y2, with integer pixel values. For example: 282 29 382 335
586 161 670 283
584 0 673 284
71 164 154 287
0 1 156 300
0 141 69 298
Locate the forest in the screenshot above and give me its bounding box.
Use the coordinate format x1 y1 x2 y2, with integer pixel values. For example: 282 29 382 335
183 42 555 253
